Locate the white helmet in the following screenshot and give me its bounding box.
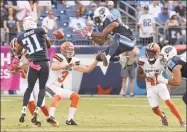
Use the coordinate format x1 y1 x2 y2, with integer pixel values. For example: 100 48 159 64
23 16 37 30
93 7 111 26
160 45 177 66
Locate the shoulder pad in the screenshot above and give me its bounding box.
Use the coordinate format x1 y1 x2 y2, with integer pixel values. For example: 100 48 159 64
138 56 146 66
52 53 64 62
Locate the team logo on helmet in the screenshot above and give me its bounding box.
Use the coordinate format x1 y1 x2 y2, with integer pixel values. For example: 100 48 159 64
99 7 105 15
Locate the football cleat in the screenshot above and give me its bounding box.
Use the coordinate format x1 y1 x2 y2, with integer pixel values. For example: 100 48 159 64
19 106 27 123
47 116 59 127
180 121 186 127
31 112 39 124
32 121 41 127
161 112 168 126
19 113 26 123
66 119 78 125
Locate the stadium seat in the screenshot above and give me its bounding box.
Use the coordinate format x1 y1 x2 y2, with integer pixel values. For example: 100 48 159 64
40 10 47 17
47 29 56 39
57 21 69 29
66 10 75 17
57 4 69 10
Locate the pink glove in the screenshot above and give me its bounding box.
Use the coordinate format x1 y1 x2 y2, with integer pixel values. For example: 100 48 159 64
29 62 41 71
12 57 20 65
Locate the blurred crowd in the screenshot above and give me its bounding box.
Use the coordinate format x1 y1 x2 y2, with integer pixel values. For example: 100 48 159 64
136 0 186 45
0 0 120 45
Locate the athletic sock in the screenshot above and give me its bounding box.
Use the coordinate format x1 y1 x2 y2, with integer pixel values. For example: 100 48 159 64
165 100 183 122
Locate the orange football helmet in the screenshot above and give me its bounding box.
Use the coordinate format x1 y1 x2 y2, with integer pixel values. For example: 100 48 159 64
60 41 75 58
146 43 160 62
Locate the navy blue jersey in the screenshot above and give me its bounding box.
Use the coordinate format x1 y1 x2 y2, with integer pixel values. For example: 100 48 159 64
167 55 187 78
102 14 133 40
17 27 49 62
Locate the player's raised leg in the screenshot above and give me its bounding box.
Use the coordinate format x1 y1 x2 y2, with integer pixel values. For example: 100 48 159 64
147 88 168 126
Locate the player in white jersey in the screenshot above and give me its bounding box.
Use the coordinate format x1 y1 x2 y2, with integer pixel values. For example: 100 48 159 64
8 38 50 127
46 41 107 126
137 43 185 127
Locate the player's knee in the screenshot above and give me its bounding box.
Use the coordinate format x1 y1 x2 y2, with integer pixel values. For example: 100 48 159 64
71 93 80 101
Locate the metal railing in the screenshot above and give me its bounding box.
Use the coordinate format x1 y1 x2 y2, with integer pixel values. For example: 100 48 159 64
156 26 186 45
118 1 138 32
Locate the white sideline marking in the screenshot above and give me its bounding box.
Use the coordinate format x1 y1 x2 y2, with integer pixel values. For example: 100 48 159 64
108 104 185 108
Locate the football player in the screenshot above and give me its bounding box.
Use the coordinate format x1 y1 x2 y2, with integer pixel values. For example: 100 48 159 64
137 43 185 127
8 38 50 127
15 16 51 124
158 45 187 105
77 7 135 68
46 41 107 126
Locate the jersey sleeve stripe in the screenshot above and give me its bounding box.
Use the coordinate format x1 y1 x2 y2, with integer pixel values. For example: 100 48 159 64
138 61 144 66
53 54 63 62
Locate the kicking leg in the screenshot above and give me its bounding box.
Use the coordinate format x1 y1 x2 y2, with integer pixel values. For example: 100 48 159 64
66 93 80 125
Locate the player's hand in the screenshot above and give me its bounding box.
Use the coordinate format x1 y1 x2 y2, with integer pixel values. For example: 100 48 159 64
12 57 20 65
157 75 168 84
146 72 155 78
67 63 74 69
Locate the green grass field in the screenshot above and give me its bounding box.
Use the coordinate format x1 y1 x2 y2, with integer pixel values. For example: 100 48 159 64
1 96 186 132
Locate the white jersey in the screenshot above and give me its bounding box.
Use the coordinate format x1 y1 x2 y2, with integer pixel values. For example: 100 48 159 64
138 56 165 88
46 53 80 90
138 13 155 38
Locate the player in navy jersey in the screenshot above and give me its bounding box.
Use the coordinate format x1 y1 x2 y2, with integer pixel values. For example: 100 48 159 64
15 16 51 124
158 45 187 105
78 7 135 68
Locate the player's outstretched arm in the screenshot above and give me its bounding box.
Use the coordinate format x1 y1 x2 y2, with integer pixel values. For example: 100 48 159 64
74 60 98 73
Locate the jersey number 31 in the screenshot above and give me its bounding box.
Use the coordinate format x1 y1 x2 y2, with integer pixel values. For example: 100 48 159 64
22 34 43 55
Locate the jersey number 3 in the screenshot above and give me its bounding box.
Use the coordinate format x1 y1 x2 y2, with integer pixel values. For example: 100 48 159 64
22 34 43 55
58 71 69 83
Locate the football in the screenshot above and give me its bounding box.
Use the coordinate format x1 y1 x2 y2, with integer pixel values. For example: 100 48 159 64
53 29 64 40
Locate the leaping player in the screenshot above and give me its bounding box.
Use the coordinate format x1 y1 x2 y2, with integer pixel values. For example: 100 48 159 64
77 7 135 68
158 45 186 105
45 41 107 126
8 38 50 127
137 43 185 127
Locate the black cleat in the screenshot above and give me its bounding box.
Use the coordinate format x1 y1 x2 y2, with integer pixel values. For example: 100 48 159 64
161 112 168 126
66 119 78 125
32 121 41 127
31 112 39 124
47 116 59 127
19 113 26 123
